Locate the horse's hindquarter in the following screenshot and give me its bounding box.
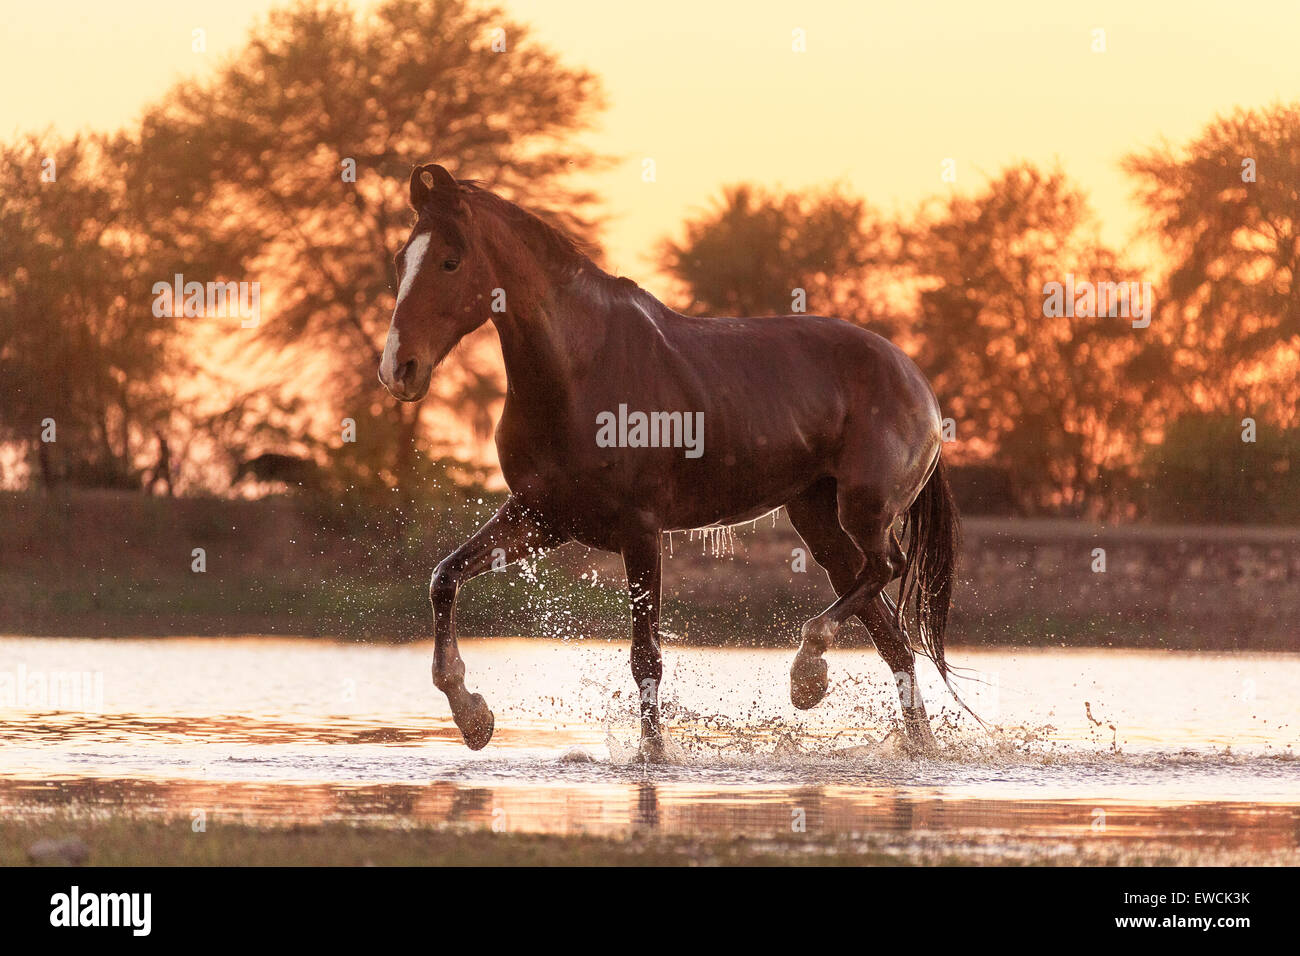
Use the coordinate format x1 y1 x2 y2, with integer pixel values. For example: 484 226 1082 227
660 314 941 523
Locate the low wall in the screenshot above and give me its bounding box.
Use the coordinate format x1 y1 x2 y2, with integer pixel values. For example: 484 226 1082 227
647 516 1299 649
1 493 1295 648
951 519 1298 647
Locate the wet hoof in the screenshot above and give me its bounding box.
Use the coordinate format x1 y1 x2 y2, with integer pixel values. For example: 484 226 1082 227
900 736 937 758
637 734 668 764
900 718 938 757
455 693 495 751
790 652 829 710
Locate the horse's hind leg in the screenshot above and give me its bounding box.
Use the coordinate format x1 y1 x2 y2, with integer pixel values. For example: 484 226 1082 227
787 480 936 751
786 479 864 709
429 496 564 750
794 483 903 690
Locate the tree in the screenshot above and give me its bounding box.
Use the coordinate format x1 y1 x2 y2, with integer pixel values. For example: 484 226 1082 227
1142 412 1300 524
0 134 181 489
1124 101 1300 426
120 0 607 496
657 183 893 327
899 164 1151 514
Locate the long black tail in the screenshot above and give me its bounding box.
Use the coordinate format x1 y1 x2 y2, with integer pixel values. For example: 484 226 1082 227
897 456 960 683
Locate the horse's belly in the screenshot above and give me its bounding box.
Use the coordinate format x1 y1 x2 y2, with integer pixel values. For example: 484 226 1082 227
657 449 823 531
497 410 834 539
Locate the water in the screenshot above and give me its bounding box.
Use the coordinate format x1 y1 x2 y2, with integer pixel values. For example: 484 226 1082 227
1 636 1297 863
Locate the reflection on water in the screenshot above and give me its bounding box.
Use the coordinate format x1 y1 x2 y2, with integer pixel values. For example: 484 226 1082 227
0 636 1297 860
2 775 1297 864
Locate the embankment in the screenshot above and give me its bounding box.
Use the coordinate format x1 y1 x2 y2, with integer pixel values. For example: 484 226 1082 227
0 491 1294 649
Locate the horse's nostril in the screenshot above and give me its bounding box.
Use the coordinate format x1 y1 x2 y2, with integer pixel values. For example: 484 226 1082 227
395 359 417 385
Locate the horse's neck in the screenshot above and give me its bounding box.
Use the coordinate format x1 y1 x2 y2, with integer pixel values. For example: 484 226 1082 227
491 272 602 409
478 204 674 420
491 269 681 429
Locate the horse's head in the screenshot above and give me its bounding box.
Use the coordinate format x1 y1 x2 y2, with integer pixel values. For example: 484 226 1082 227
379 164 492 401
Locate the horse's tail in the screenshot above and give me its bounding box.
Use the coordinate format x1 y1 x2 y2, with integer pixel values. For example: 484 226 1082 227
897 455 960 685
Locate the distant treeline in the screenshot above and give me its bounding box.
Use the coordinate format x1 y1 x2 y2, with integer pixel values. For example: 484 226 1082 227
1 0 1297 523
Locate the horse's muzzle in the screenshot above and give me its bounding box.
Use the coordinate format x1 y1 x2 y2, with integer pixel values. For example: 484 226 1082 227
379 357 432 402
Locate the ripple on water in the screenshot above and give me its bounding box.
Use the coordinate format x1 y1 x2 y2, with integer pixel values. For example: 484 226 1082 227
0 637 1297 859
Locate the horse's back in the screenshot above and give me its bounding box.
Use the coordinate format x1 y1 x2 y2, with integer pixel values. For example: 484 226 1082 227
645 311 941 519
662 311 937 422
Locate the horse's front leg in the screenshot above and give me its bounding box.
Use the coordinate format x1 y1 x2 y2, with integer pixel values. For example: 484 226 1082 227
622 533 665 761
431 496 563 750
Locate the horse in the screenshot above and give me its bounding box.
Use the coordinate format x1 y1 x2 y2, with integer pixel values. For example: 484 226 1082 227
378 163 961 758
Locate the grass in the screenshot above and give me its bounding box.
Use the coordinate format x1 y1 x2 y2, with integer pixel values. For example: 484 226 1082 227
5 814 911 866
8 812 1287 866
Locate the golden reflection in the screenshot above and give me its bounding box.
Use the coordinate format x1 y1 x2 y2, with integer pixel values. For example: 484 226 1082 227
1 776 1296 855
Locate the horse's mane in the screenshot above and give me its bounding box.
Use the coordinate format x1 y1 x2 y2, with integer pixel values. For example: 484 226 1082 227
421 178 670 323
458 181 596 279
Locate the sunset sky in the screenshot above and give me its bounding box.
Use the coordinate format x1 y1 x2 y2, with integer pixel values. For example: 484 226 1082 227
4 0 1299 296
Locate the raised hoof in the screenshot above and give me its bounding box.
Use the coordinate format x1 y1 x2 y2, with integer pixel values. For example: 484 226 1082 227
790 652 829 710
455 693 495 751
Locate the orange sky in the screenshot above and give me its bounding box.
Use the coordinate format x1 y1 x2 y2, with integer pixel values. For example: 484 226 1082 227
5 0 1299 300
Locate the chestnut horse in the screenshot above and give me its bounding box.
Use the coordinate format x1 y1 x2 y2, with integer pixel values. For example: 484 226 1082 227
378 164 960 758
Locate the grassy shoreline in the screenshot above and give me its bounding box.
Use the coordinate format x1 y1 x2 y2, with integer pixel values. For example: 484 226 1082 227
2 490 1296 650
4 816 901 866
0 823 905 867
10 813 1289 867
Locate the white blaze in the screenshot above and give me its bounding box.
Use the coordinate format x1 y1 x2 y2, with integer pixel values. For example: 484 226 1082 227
395 232 431 307
381 231 432 386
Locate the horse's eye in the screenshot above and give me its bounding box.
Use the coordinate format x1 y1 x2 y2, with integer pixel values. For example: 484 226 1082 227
442 258 461 273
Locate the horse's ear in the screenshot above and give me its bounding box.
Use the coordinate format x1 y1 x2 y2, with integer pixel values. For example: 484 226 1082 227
408 164 460 210
409 165 431 210
427 164 458 191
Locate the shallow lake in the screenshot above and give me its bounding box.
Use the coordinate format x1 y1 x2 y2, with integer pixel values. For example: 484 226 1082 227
1 636 1297 863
